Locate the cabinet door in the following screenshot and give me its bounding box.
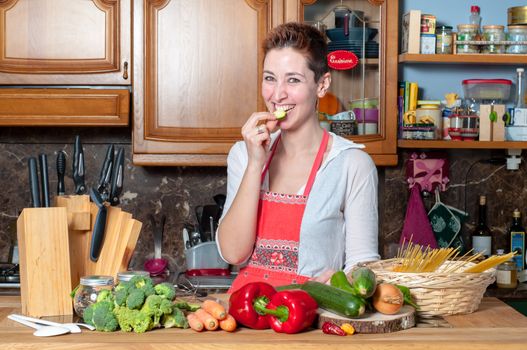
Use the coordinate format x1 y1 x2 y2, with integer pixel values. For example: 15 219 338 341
0 0 131 85
292 0 398 166
133 0 273 166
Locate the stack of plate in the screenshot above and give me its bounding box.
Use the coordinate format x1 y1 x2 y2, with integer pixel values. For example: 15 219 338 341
328 40 379 58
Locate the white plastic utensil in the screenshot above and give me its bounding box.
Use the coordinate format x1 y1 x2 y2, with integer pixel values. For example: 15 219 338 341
8 314 70 337
9 313 95 332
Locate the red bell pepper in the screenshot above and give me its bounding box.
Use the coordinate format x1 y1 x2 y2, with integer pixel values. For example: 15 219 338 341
253 289 318 334
228 282 277 329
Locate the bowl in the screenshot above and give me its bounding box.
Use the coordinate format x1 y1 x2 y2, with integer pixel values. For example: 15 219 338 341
326 27 378 42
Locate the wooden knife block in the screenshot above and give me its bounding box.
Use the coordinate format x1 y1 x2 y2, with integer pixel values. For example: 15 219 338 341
17 207 73 317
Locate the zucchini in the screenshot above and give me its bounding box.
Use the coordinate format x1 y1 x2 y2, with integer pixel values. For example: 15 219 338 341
329 270 355 294
350 267 377 298
300 281 366 318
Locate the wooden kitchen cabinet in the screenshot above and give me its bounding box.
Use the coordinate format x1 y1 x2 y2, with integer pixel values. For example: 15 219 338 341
0 0 131 126
133 0 398 166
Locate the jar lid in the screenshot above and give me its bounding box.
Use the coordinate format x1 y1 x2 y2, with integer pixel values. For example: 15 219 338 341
117 270 150 282
436 26 453 31
482 25 505 30
80 275 114 286
457 24 479 30
508 25 527 29
417 100 441 106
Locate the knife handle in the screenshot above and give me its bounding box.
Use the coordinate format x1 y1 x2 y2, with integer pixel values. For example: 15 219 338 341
110 147 124 206
97 144 114 200
38 154 50 207
56 151 66 196
89 205 107 262
28 157 41 208
73 135 86 195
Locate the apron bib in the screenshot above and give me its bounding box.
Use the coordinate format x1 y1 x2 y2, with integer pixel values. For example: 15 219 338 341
229 130 329 292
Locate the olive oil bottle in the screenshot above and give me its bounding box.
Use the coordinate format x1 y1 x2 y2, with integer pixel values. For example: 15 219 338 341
471 195 492 257
509 209 526 272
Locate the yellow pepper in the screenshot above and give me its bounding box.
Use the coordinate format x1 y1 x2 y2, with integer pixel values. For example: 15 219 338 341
340 323 355 335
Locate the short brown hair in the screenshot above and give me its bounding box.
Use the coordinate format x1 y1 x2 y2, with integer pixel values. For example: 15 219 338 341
263 22 329 82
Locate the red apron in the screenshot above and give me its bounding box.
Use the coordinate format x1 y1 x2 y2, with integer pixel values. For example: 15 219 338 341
229 130 329 292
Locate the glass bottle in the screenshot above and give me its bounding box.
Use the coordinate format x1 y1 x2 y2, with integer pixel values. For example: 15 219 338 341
515 68 525 108
472 195 492 257
496 249 518 289
469 5 481 34
73 275 114 318
509 209 526 271
117 270 150 284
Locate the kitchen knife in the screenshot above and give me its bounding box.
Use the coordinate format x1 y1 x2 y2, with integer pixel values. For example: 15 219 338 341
89 187 107 262
97 144 114 201
73 135 86 194
109 147 124 206
38 154 50 207
56 151 66 196
28 157 41 208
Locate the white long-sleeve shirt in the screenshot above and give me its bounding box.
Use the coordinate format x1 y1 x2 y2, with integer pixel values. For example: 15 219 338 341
217 131 380 276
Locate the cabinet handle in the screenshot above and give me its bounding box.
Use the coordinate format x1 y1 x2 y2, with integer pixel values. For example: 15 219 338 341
123 61 129 80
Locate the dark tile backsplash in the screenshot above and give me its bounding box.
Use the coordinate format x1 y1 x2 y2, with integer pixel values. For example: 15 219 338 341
1 127 525 275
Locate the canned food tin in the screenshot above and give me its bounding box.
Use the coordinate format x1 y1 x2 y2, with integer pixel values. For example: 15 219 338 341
482 25 505 54
508 6 527 26
457 24 479 53
436 26 453 54
421 14 436 35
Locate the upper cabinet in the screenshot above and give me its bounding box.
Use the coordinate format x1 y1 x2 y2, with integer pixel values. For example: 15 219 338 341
0 0 131 126
133 0 399 166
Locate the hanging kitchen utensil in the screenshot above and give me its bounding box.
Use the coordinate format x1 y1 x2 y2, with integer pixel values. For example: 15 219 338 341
144 214 168 276
399 185 438 248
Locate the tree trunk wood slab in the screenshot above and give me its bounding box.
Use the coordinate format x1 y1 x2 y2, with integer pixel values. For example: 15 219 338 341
317 306 415 333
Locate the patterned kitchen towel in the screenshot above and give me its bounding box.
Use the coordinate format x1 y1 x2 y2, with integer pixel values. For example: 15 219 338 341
399 185 438 248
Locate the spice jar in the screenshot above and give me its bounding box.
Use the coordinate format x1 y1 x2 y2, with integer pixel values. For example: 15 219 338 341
416 100 442 139
496 250 518 289
436 26 453 54
73 275 114 318
117 270 150 284
482 25 505 54
507 25 527 54
457 24 479 53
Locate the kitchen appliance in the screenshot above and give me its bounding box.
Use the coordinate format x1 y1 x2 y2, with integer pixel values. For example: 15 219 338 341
0 263 20 287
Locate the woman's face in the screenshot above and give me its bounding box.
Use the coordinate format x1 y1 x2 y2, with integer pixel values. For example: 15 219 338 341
262 48 329 130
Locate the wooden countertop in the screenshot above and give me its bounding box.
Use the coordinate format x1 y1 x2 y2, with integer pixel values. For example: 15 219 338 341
1 296 527 349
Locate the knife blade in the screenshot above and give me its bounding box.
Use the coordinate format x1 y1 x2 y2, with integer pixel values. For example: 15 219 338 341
56 151 66 196
38 154 50 207
28 157 41 208
97 144 114 202
89 187 107 262
73 135 86 194
109 147 124 206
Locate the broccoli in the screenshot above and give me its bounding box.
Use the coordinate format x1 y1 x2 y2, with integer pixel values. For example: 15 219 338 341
141 294 173 327
114 286 129 307
114 306 153 333
126 288 146 310
129 275 155 297
161 307 189 329
132 309 153 333
154 282 176 300
96 289 114 304
84 301 118 332
174 300 201 312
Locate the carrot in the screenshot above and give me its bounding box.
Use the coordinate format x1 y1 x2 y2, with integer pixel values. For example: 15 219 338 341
219 314 237 332
202 299 227 321
187 313 204 332
195 308 219 330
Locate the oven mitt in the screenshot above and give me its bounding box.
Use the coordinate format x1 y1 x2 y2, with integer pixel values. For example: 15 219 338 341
399 185 438 248
428 189 468 249
443 204 469 252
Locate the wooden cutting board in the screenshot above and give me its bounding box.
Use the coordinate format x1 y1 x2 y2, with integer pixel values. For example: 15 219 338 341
317 306 415 333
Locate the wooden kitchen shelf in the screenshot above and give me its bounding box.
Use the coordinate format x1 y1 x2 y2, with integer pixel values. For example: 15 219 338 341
399 53 527 65
398 140 527 149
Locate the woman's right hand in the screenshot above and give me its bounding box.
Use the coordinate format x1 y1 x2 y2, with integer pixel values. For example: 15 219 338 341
241 112 278 168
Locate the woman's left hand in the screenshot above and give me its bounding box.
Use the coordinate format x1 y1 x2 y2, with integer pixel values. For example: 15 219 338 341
310 269 335 284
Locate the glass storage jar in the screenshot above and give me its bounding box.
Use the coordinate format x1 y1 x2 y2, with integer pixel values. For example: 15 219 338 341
482 25 506 54
117 270 150 284
73 275 114 318
457 24 479 53
507 25 527 54
436 26 453 54
496 256 518 289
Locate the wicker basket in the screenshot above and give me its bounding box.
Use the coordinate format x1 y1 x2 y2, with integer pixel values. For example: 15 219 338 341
362 259 496 318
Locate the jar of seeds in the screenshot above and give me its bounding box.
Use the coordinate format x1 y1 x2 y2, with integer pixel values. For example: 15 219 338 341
482 25 505 54
73 275 114 318
457 24 479 53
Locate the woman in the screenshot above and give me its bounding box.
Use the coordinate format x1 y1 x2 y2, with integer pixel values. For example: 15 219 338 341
217 22 379 291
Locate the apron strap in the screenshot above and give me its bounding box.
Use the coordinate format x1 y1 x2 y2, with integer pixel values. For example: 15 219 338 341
303 130 329 197
260 133 282 184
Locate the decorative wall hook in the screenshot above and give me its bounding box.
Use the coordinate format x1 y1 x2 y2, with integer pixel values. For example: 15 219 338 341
406 152 449 192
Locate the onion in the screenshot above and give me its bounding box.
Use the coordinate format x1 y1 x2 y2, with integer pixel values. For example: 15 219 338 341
372 283 404 315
